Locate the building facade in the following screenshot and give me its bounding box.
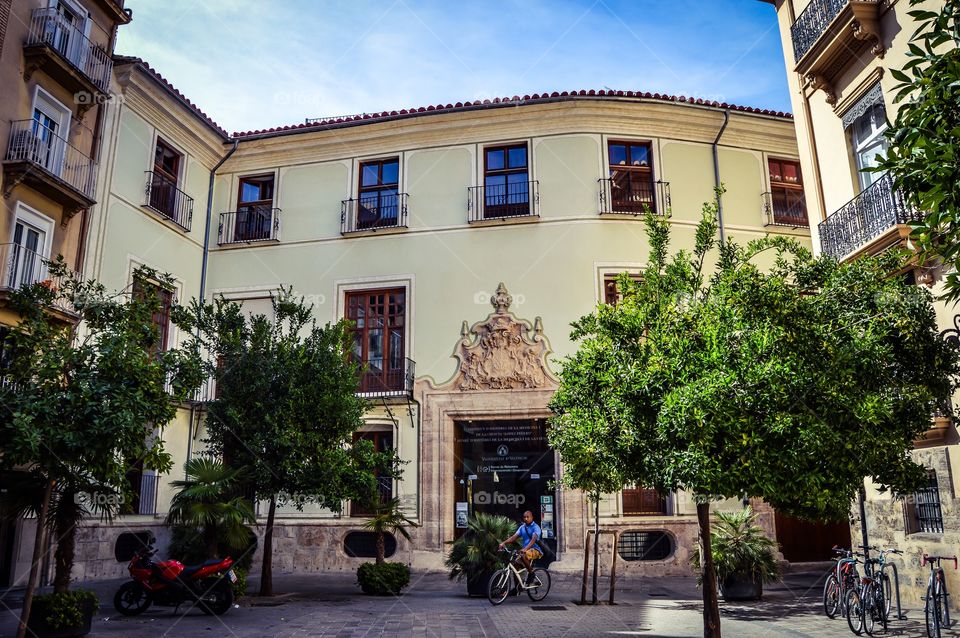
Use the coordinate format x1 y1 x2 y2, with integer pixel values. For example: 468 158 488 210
764 0 959 609
0 0 130 588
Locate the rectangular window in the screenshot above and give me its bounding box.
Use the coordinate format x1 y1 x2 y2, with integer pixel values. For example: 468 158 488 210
357 158 400 230
608 141 656 214
622 486 667 516
235 174 275 241
603 274 642 306
850 103 889 191
767 159 808 226
9 219 47 289
483 144 530 218
350 431 394 517
149 138 182 218
132 278 174 354
905 470 944 534
345 288 406 394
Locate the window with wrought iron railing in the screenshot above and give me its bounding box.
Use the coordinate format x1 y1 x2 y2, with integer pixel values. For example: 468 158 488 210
904 470 944 534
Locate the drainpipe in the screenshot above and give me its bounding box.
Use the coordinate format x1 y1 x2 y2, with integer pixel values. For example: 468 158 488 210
712 109 730 243
199 139 238 304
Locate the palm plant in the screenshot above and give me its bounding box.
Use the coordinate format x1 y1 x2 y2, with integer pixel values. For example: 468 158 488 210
691 506 780 585
445 512 516 584
362 497 417 565
166 457 255 559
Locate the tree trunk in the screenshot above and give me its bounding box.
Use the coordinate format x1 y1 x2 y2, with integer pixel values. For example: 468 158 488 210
17 478 54 638
204 523 219 559
259 494 276 597
52 510 76 594
376 530 385 565
697 501 721 638
592 497 600 605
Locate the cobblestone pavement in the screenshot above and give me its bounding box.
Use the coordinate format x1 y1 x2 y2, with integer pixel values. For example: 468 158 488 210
1 568 954 637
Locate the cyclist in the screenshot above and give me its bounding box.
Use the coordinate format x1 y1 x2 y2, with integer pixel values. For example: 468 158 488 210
498 510 542 584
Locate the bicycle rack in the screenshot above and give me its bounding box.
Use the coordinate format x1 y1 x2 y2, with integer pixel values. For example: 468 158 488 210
890 563 907 621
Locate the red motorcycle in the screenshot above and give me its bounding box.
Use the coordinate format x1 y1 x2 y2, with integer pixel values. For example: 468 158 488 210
113 544 237 616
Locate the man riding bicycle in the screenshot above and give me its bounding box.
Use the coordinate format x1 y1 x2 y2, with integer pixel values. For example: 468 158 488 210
498 510 542 584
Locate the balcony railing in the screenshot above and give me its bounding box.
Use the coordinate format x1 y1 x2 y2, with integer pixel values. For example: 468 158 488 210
144 171 193 231
0 243 76 314
468 181 539 221
358 356 415 399
5 119 96 201
763 191 809 228
818 173 921 260
341 192 408 233
218 207 281 245
25 7 112 93
599 178 671 216
790 0 848 62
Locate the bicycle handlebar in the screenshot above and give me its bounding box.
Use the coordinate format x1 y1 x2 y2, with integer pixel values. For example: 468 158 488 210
922 554 959 569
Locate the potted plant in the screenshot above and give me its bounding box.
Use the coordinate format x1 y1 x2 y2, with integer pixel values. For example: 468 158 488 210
691 506 780 601
356 497 417 595
27 590 98 638
445 512 516 597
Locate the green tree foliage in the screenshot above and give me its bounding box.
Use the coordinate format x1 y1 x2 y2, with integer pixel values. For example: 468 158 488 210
879 0 960 300
0 262 201 638
177 289 398 596
549 202 959 636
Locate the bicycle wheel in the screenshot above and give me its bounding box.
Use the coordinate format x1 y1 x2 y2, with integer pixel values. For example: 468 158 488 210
925 581 943 638
487 569 511 606
846 588 864 636
862 583 877 636
823 573 841 618
879 571 892 623
526 569 551 601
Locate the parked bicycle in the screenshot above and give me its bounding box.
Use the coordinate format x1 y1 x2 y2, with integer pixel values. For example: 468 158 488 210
823 547 861 619
845 546 903 635
487 548 551 605
922 553 957 638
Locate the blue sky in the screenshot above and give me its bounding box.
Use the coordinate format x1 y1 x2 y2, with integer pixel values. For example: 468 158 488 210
116 1 791 135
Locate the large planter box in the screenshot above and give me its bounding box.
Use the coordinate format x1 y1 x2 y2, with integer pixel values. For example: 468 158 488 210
720 573 763 601
27 598 94 638
466 570 495 597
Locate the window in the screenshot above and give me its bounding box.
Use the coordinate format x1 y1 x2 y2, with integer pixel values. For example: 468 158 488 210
132 278 174 354
622 486 667 516
28 89 71 177
617 531 673 561
350 431 394 517
483 144 530 218
235 174 275 241
850 102 888 191
344 531 397 558
905 470 944 534
345 288 406 394
7 205 53 290
357 158 400 230
148 138 182 218
603 273 642 306
608 141 656 214
767 159 808 226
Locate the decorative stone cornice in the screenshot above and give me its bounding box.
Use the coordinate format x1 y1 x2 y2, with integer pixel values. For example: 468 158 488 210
841 82 884 129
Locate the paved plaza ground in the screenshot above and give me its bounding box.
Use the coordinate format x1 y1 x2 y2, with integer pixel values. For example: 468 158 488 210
0 566 952 637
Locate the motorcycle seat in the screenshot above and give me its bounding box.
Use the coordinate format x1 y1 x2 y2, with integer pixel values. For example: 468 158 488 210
180 558 225 578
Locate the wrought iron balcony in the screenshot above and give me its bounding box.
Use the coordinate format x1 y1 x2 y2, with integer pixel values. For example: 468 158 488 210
762 191 809 228
818 173 921 260
791 0 849 62
599 178 671 217
3 119 97 214
341 192 408 234
0 242 77 315
357 356 415 399
468 181 539 222
23 7 113 99
218 206 281 245
144 171 194 231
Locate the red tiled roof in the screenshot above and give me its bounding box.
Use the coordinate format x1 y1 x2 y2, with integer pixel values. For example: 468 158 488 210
113 55 230 139
232 90 793 139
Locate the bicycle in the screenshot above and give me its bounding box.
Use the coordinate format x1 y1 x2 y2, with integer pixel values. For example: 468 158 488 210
487 548 551 605
845 547 902 635
823 547 861 619
922 553 957 638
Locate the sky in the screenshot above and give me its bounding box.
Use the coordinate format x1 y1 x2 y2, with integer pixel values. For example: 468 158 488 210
115 0 791 135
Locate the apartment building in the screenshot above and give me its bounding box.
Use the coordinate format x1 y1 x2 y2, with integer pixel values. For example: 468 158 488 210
764 0 958 607
0 0 130 587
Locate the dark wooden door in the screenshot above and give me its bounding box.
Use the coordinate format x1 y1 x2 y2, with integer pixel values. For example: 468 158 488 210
775 511 851 562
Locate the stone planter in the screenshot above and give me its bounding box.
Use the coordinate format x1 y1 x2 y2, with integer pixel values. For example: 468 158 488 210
27 598 94 638
466 570 495 597
720 573 763 601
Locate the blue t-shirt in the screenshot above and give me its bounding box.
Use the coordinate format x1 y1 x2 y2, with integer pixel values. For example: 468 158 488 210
517 522 542 551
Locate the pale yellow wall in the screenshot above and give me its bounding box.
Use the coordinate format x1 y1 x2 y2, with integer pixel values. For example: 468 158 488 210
534 135 602 217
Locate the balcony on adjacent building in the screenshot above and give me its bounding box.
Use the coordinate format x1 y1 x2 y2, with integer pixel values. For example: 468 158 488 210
23 8 113 107
3 119 97 216
358 357 415 399
598 178 671 217
144 171 194 231
341 192 408 234
790 0 884 104
0 242 77 317
818 173 921 261
763 190 810 228
218 207 281 245
468 181 539 222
